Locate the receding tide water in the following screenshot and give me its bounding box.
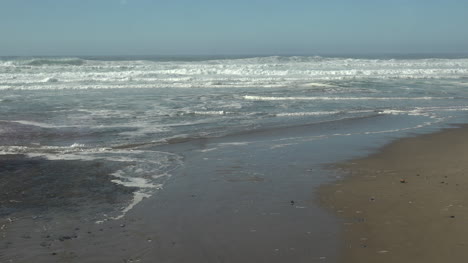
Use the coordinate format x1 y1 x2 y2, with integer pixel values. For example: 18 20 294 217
1 55 468 262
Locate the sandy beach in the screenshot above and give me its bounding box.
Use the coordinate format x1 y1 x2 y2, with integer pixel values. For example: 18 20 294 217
320 124 468 262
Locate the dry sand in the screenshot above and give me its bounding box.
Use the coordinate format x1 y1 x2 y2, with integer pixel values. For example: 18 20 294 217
320 125 468 263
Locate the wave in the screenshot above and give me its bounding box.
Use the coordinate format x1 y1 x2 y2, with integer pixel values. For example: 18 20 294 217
276 111 341 117
243 95 454 101
2 56 468 90
5 58 86 66
0 120 75 129
42 77 59 83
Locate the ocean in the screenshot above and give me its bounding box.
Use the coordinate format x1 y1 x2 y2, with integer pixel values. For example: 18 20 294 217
1 55 468 218
1 55 468 261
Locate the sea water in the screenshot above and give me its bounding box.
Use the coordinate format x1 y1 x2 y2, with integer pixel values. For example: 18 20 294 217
1 55 468 220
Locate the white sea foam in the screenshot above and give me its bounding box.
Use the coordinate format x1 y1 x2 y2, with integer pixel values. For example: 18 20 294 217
300 82 338 88
191 110 228 115
276 111 340 117
3 120 74 129
42 77 58 83
217 142 251 146
2 56 468 90
270 143 298 149
198 147 218 153
243 95 453 101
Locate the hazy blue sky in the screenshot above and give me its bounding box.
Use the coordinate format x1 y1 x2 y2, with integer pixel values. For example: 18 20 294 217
1 0 467 56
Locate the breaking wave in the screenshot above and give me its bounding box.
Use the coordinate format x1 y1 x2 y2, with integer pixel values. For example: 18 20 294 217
1 56 468 90
22 58 85 66
243 95 454 101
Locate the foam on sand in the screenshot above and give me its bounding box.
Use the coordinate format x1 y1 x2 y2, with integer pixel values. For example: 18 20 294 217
0 144 183 222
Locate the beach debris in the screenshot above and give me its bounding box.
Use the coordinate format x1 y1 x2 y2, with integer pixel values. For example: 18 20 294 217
319 256 326 260
51 252 57 256
120 224 126 228
378 250 389 254
123 258 141 263
370 197 375 201
416 174 420 176
59 236 72 241
290 200 295 205
450 215 455 218
400 179 406 183
40 241 50 247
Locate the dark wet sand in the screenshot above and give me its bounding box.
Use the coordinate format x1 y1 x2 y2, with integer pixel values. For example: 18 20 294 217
1 124 342 263
320 124 468 263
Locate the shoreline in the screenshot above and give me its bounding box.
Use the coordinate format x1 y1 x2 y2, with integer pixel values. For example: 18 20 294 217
320 124 468 262
1 122 343 263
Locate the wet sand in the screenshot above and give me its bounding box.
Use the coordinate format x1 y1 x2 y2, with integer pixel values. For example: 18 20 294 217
1 123 343 263
320 124 468 263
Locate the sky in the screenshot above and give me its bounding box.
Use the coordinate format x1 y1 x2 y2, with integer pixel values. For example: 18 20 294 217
1 0 468 56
